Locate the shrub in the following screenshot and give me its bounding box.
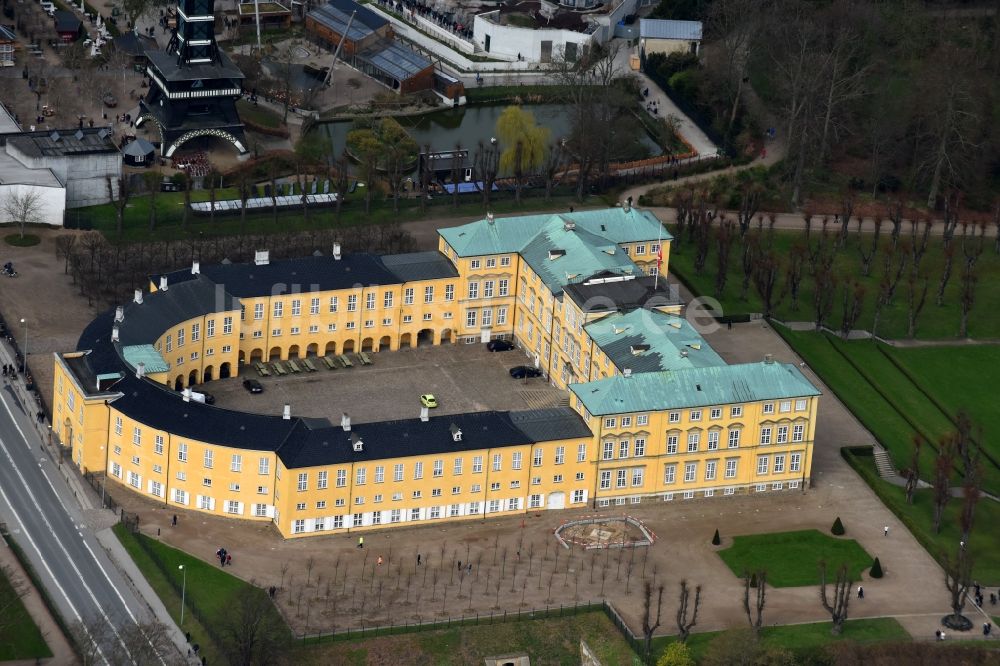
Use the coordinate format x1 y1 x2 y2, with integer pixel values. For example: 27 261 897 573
870 557 883 578
657 641 694 666
712 529 721 546
831 517 846 536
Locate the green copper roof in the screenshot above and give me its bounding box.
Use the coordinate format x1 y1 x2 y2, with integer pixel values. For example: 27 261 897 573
569 361 821 415
438 208 672 258
121 344 170 374
586 310 726 374
519 217 639 294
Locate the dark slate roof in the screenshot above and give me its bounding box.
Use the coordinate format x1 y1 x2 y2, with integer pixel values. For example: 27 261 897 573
113 30 156 57
276 410 536 468
118 276 239 346
54 11 81 32
563 275 682 313
381 251 459 282
123 137 155 157
146 49 244 82
157 253 423 298
7 127 117 157
509 407 592 442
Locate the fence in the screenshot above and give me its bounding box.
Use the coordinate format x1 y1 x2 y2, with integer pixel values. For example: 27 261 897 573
294 599 644 648
83 471 121 514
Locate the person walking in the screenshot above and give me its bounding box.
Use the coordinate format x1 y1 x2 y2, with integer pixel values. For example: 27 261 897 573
226 553 232 566
377 555 383 566
883 525 889 537
417 553 422 565
857 585 864 599
358 536 364 549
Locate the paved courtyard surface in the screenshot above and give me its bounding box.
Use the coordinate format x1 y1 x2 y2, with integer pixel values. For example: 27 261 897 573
206 343 564 424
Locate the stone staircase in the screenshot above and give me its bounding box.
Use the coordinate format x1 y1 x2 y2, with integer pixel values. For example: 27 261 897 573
873 448 896 478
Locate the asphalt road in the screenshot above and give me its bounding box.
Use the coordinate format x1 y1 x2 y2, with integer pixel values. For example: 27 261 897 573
0 376 168 664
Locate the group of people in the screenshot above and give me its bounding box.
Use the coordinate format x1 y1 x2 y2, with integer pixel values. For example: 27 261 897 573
380 0 474 40
215 547 233 567
172 151 212 178
2 364 17 378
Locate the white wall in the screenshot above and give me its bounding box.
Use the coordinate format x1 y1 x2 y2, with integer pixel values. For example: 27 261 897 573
0 183 66 227
473 13 595 63
6 145 121 208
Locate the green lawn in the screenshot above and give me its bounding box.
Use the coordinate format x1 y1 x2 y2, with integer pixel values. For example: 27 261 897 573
113 523 285 664
652 617 909 663
70 189 607 242
236 99 285 129
717 529 873 587
666 226 1000 340
295 610 639 665
0 566 52 660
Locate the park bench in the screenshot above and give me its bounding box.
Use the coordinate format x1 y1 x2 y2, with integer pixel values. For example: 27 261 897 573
302 358 317 372
254 362 270 377
270 362 287 376
322 355 337 370
287 360 302 373
338 354 353 368
358 352 373 366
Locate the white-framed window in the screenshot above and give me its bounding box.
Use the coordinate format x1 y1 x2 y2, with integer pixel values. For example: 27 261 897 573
472 456 482 473
728 429 741 448
790 453 802 472
757 456 770 475
347 294 358 311
383 291 394 309
336 469 347 487
599 470 611 490
793 424 805 442
616 469 627 488
708 431 720 451
577 443 587 462
293 519 305 534
272 301 283 318
796 399 808 411
666 434 679 454
689 409 702 422
297 472 308 491
453 485 462 495
365 293 376 310
604 417 616 428
684 462 697 483
317 470 328 490
725 459 738 478
414 461 424 479
512 451 522 469
774 454 786 474
533 449 543 467
374 466 385 483
687 432 700 452
467 281 479 299
636 414 649 426
466 310 477 328
760 427 772 445
710 407 721 420
663 464 676 484
777 425 789 444
290 299 301 317
132 427 141 446
433 459 443 477
554 446 565 465
258 457 270 475
154 435 163 455
572 489 586 503
602 441 614 460
353 513 363 527
356 468 367 485
631 468 644 487
492 453 502 472
453 458 463 475
203 449 214 469
619 440 629 459
445 284 455 301
763 402 774 414
231 454 242 472
393 463 404 482
731 405 743 418
226 500 241 515
529 494 542 508
705 460 717 480
780 400 792 413
177 443 188 462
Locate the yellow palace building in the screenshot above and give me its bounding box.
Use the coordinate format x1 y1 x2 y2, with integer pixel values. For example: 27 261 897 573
52 207 820 538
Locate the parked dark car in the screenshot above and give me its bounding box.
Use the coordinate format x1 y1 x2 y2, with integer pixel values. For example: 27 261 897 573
242 379 263 394
487 339 514 352
509 365 543 379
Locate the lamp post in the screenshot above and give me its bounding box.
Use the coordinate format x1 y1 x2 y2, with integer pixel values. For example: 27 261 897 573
19 318 27 369
178 564 186 625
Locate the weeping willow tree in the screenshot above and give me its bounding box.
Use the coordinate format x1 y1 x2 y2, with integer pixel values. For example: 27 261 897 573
496 106 549 204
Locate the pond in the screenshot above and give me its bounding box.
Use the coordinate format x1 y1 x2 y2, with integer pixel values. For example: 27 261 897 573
319 103 663 171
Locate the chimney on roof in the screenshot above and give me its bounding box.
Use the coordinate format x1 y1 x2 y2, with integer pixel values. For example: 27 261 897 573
114 306 124 322
191 261 200 275
623 368 632 378
333 242 342 260
486 211 495 225
282 404 291 420
450 423 463 442
341 412 351 432
111 325 119 343
159 275 168 291
764 353 774 364
563 219 576 231
136 362 145 379
680 350 688 357
420 406 429 422
622 199 631 213
254 250 270 266
351 432 363 452
182 387 191 402
134 289 143 304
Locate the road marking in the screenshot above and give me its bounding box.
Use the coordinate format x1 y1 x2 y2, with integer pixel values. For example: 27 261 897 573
0 393 133 664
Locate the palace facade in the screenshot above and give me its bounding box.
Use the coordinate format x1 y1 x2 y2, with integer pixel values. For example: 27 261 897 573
52 207 820 538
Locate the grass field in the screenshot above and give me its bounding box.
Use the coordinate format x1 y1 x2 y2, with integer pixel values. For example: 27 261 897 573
113 523 285 664
69 189 607 242
0 566 52 660
295 610 638 665
667 226 1000 340
236 99 285 129
651 617 910 663
717 529 873 587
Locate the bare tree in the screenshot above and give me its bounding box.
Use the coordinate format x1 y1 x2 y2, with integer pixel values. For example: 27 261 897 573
641 581 664 663
106 175 129 237
904 435 923 505
743 570 767 636
220 584 288 666
2 188 47 238
675 579 702 642
715 219 736 296
858 216 882 277
55 234 76 274
818 562 851 635
839 280 865 339
942 545 973 631
474 139 501 208
753 249 782 318
932 436 956 534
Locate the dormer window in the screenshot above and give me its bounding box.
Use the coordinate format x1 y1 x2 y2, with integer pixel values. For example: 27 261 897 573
450 424 463 442
630 344 650 355
351 433 363 452
548 249 566 260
